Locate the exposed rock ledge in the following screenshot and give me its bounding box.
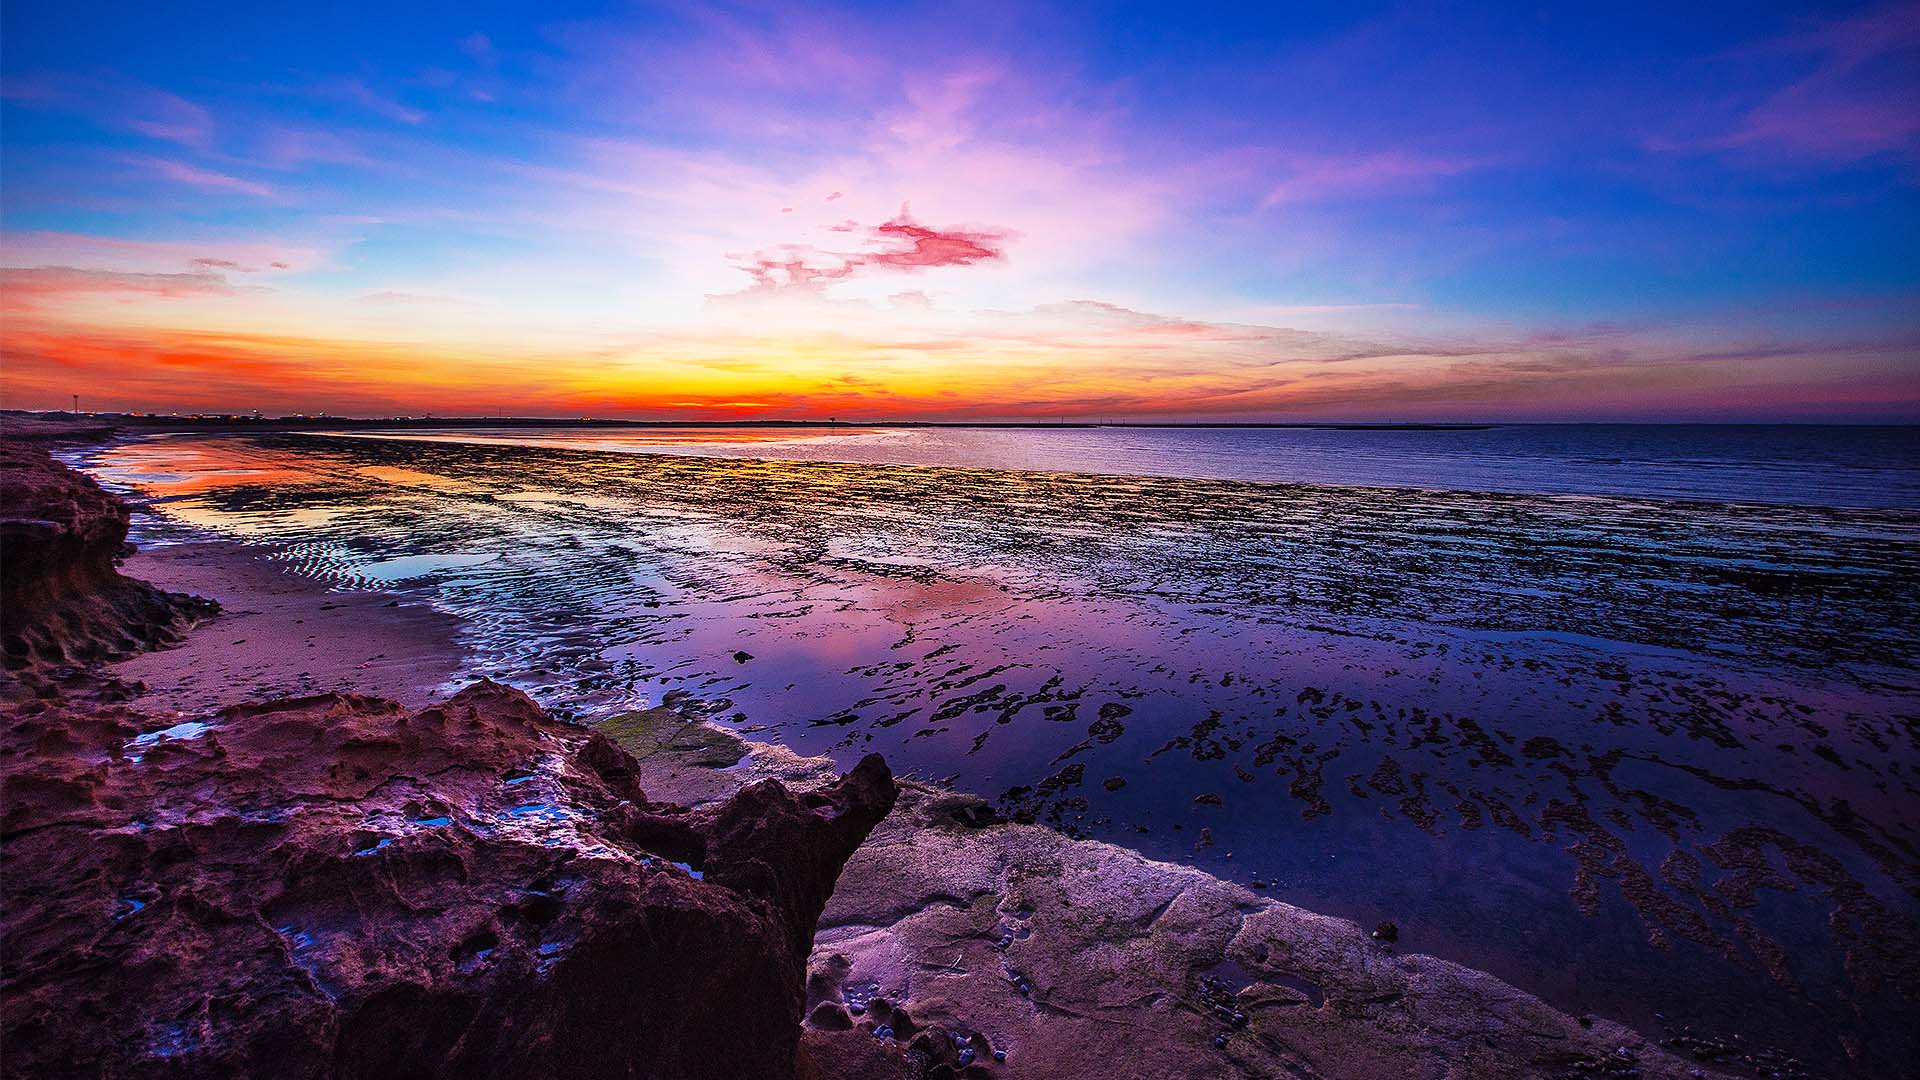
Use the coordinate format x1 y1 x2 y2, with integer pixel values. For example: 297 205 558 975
0 683 897 1078
607 706 1734 1079
1 441 214 681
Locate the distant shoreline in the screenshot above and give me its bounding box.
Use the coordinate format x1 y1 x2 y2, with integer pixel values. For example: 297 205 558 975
5 410 1494 433
12 408 1920 435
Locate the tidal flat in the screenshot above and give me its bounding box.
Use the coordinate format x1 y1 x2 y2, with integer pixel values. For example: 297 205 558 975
75 429 1920 1075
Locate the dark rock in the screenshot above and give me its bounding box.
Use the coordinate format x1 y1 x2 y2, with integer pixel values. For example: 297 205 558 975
809 1002 854 1030
734 650 755 663
1194 792 1223 806
0 442 214 681
0 679 897 1079
1372 921 1399 943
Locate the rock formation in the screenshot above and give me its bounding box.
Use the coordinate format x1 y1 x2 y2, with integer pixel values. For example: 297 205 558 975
0 682 897 1078
598 706 1744 1080
0 443 900 1078
0 440 214 680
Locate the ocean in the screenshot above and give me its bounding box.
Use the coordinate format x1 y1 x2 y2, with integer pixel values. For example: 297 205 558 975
71 423 1920 1075
313 422 1920 508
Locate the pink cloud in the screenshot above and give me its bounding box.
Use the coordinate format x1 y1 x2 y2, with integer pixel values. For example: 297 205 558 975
1671 3 1920 164
1778 2 1920 68
725 208 1012 294
865 210 1007 268
1720 86 1920 160
2 78 217 148
0 266 238 311
124 90 215 148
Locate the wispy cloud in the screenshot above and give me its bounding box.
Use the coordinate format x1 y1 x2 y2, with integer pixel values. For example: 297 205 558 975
124 89 215 148
0 230 323 274
2 76 216 148
1261 151 1480 207
254 126 371 170
0 266 239 310
125 155 275 197
327 78 428 125
1662 2 1920 164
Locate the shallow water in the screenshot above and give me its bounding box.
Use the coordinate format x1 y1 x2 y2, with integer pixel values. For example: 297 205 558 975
73 428 1920 1076
315 422 1920 509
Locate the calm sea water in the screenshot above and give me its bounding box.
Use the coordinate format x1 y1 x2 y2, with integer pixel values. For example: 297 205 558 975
70 424 1920 1076
317 423 1920 509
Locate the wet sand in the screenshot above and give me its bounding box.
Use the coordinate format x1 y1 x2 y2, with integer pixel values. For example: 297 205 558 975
111 541 465 714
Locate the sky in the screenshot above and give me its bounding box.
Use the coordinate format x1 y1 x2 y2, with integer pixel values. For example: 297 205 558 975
1 1 1916 422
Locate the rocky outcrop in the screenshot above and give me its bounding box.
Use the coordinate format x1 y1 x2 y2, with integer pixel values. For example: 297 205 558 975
801 785 1732 1079
0 440 214 678
596 707 1740 1080
0 681 898 1078
0 444 901 1078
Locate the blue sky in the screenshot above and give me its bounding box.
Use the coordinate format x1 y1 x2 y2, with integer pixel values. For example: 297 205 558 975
2 2 1915 419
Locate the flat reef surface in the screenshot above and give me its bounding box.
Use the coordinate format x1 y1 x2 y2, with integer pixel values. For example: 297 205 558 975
72 430 1920 1076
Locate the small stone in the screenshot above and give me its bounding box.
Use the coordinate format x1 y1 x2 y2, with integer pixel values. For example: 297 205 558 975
732 651 754 663
1372 920 1399 943
807 1002 852 1031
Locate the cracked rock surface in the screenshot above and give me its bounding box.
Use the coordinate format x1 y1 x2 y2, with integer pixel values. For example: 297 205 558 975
604 709 1734 1080
0 682 896 1079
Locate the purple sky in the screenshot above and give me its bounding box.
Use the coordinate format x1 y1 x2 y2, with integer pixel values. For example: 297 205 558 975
2 2 1916 420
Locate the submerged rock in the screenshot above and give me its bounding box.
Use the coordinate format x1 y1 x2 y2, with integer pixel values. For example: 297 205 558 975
0 681 896 1078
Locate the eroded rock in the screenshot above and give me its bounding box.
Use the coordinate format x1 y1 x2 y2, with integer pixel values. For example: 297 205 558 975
0 682 896 1078
0 441 214 680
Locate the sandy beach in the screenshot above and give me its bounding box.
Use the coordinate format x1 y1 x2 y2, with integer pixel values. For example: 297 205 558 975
111 541 466 714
